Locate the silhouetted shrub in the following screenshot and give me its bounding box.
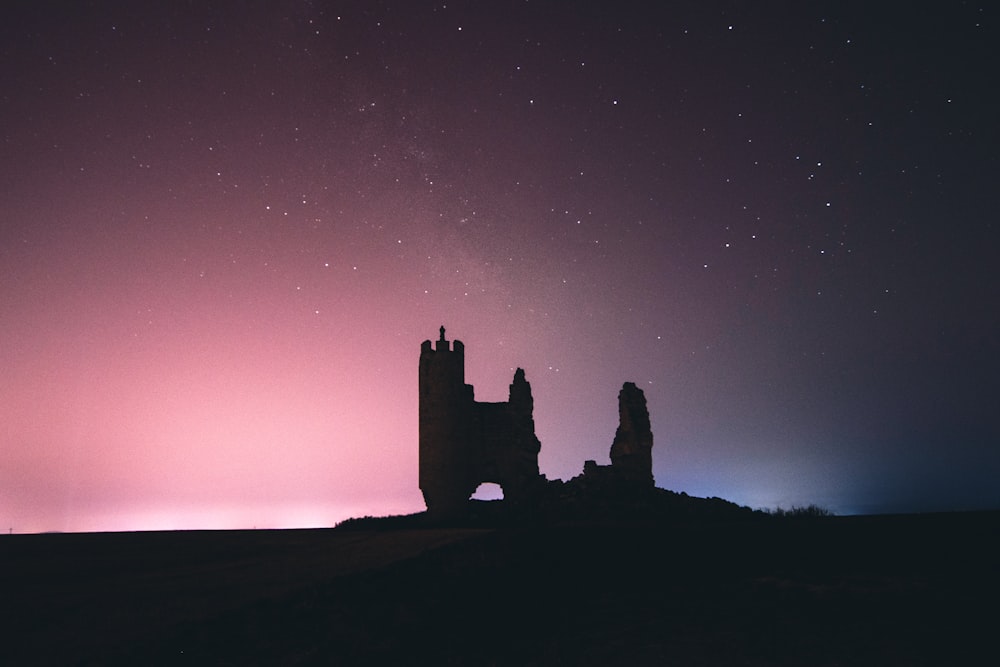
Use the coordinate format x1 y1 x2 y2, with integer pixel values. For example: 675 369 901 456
765 504 835 518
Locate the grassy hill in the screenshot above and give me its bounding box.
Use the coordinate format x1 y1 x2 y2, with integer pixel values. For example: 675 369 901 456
2 511 998 665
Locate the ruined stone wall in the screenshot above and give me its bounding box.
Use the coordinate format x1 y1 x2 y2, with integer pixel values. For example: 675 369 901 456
419 328 542 514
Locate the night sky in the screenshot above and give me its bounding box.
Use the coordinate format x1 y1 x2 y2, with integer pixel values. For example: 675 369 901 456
3 1 997 533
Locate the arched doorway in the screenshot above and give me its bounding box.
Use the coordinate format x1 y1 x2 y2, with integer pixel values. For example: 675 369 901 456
470 482 504 501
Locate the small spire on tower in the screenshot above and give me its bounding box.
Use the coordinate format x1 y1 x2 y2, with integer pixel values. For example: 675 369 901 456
439 325 446 341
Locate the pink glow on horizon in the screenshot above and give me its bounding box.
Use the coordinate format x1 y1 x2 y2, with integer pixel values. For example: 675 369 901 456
2 262 428 532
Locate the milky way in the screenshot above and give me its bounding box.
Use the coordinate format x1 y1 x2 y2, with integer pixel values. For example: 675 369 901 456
2 2 997 532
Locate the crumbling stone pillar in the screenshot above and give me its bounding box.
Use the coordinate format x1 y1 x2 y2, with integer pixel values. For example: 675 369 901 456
609 382 654 486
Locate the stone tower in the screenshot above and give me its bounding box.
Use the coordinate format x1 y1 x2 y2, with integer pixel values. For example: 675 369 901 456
418 327 542 514
608 382 654 486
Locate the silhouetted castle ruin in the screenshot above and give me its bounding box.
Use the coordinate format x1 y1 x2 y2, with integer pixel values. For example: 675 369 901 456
419 327 543 514
419 327 654 516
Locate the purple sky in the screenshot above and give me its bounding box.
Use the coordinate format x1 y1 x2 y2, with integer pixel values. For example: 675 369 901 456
2 1 998 532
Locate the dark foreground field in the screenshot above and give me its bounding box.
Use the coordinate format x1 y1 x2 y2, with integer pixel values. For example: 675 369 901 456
2 512 998 666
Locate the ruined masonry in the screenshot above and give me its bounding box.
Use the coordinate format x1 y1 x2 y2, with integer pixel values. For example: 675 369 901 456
608 382 655 486
419 327 654 515
419 327 543 514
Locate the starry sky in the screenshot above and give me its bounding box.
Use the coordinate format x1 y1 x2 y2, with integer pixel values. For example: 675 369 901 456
2 1 998 533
